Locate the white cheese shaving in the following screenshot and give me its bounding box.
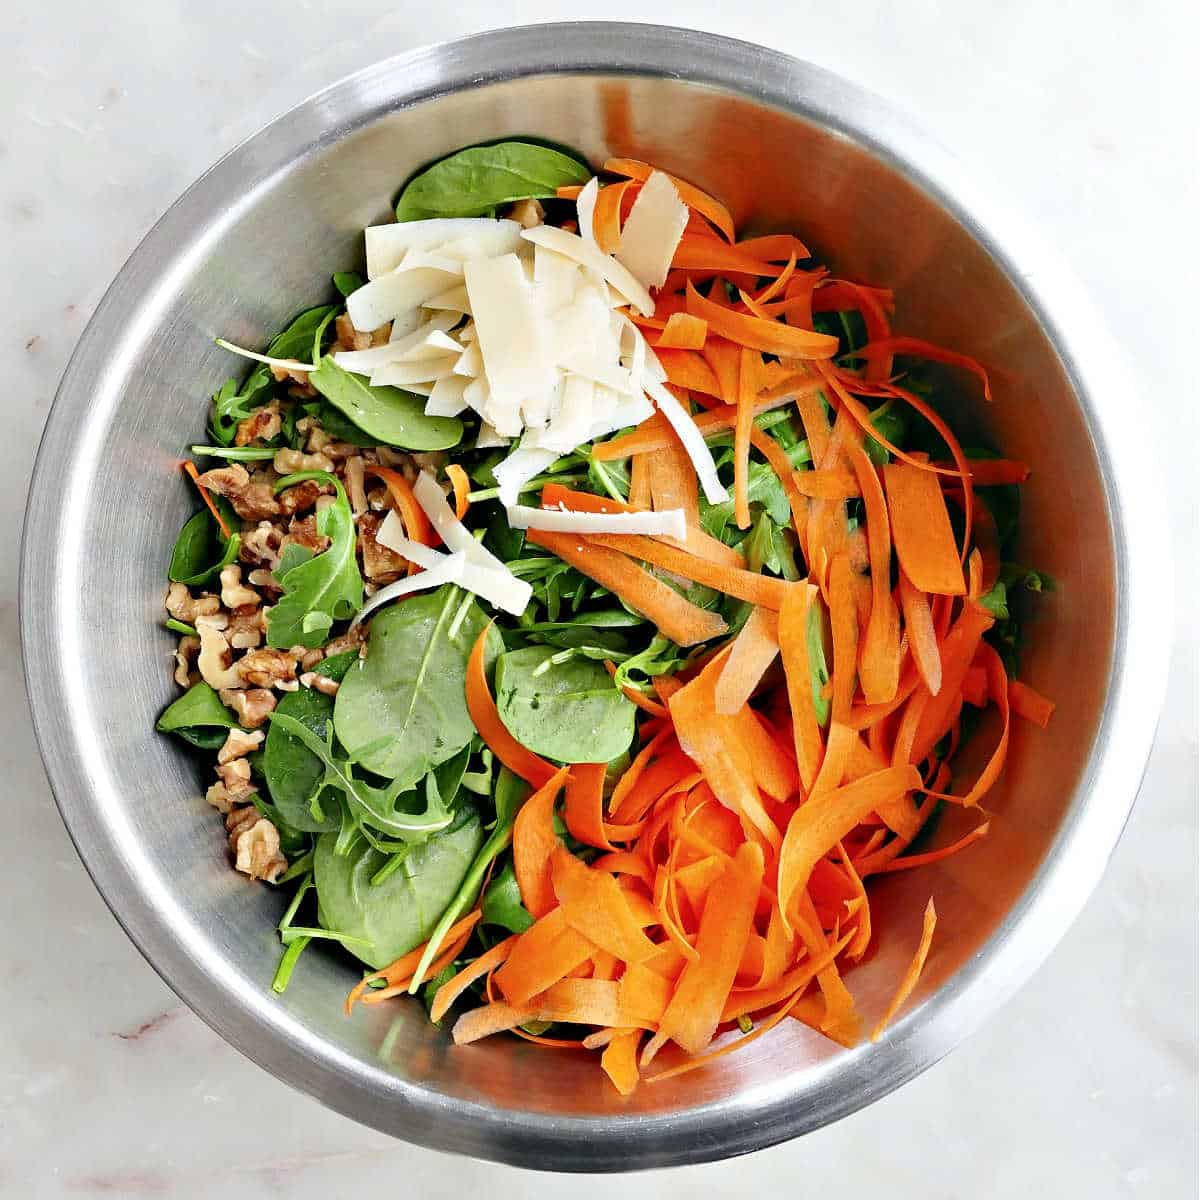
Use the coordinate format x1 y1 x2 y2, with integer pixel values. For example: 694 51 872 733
520 225 655 317
464 254 555 418
614 170 689 290
350 552 467 626
369 355 460 388
475 421 509 449
332 312 462 373
506 505 687 540
453 339 483 378
411 472 532 615
533 244 580 312
423 284 472 314
347 263 463 332
214 339 314 372
436 223 524 263
575 177 600 246
537 374 595 453
493 445 560 508
425 374 469 418
644 376 729 505
365 219 521 278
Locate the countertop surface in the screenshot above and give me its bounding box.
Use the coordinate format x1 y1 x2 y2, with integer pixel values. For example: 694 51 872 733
3 3 1196 1196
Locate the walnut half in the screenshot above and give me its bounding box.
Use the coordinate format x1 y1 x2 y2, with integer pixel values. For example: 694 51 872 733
226 807 286 884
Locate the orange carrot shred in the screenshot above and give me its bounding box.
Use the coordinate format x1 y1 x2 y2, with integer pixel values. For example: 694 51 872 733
364 464 436 547
445 463 470 520
778 583 825 792
429 933 516 1024
604 158 736 241
882 462 966 596
686 282 840 360
563 763 615 852
870 898 937 1040
655 312 709 350
601 1028 643 1095
855 338 992 401
897 567 943 696
714 607 780 715
551 846 658 964
512 766 572 918
182 461 232 540
733 346 756 529
593 179 636 253
1010 680 1056 728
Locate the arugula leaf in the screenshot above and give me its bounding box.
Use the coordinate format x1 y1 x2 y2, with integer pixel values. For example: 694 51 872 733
864 403 910 467
395 141 590 221
209 305 337 444
308 358 463 450
156 681 238 749
266 473 363 649
495 646 636 763
333 586 502 787
268 713 453 843
612 633 687 693
168 502 241 587
700 461 790 540
312 806 483 968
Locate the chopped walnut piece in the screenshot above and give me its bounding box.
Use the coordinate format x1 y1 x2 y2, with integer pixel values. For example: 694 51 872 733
217 727 265 765
219 687 276 728
335 313 372 352
299 647 324 671
300 671 340 696
509 198 545 228
375 446 415 476
205 782 235 813
358 512 406 583
324 625 367 658
216 756 255 801
227 607 265 650
247 568 280 594
270 360 310 387
195 615 243 690
196 463 280 522
411 451 448 476
280 514 329 557
239 521 283 571
236 647 297 689
173 635 200 688
277 478 327 516
234 399 283 446
219 564 259 610
273 448 334 476
164 582 221 624
226 807 286 883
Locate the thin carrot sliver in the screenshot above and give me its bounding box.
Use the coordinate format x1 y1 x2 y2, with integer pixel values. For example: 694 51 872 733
870 898 937 1040
563 763 615 852
593 179 636 253
429 933 516 1024
732 346 756 529
778 582 825 792
182 461 232 539
876 820 990 873
1010 680 1056 728
714 607 780 715
601 1028 643 1095
585 532 793 611
898 567 943 696
445 463 470 520
524 529 727 647
451 1001 534 1044
655 312 709 350
882 462 965 596
854 338 992 401
686 282 839 360
748 426 809 556
551 846 658 964
672 232 779 277
938 458 1030 486
655 348 722 397
512 765 571 918
493 908 595 1006
364 464 435 546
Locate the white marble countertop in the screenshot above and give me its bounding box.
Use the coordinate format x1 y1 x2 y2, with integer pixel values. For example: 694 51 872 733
3 3 1196 1196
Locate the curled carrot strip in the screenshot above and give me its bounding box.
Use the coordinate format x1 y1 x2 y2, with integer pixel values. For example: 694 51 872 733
687 282 839 360
364 464 435 546
182 462 232 539
604 158 736 241
870 898 937 1040
445 463 470 520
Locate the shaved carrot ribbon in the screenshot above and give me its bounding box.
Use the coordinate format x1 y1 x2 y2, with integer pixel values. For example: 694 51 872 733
364 464 435 546
853 338 992 401
687 282 840 360
604 158 736 241
445 463 470 520
1010 680 1055 727
871 899 937 1040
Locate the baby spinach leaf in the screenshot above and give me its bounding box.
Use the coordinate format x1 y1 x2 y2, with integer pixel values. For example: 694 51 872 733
395 141 590 221
268 712 453 842
308 358 463 450
156 681 238 749
261 652 359 832
333 586 502 787
266 473 363 649
406 768 531 991
313 806 484 968
305 401 378 447
495 646 635 763
168 501 241 587
333 271 364 297
209 305 337 444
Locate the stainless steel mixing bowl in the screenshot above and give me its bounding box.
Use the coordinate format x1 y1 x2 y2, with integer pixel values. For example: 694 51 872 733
20 22 1170 1171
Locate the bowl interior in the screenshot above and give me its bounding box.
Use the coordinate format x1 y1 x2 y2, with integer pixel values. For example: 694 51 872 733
30 52 1118 1165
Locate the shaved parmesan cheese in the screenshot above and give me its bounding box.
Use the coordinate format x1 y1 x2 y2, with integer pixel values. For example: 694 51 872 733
464 254 554 415
615 170 689 290
425 374 469 418
533 244 580 312
453 340 483 378
375 513 444 567
365 219 521 278
493 445 560 507
392 329 462 363
332 312 462 373
644 376 728 505
507 505 687 540
522 374 564 431
575 177 600 246
423 284 471 314
215 339 314 372
538 374 595 453
475 422 509 449
351 552 467 626
592 388 654 439
436 223 524 263
520 225 655 317
388 309 426 342
348 264 462 332
369 355 460 388
558 352 635 396
412 472 532 615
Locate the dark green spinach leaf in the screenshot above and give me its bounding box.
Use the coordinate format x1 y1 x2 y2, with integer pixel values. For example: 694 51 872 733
309 358 463 450
156 681 238 749
312 806 483 969
495 646 635 763
395 141 590 221
167 501 241 587
481 860 534 933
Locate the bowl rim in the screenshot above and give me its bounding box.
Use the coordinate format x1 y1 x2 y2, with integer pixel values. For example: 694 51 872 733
20 21 1172 1171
